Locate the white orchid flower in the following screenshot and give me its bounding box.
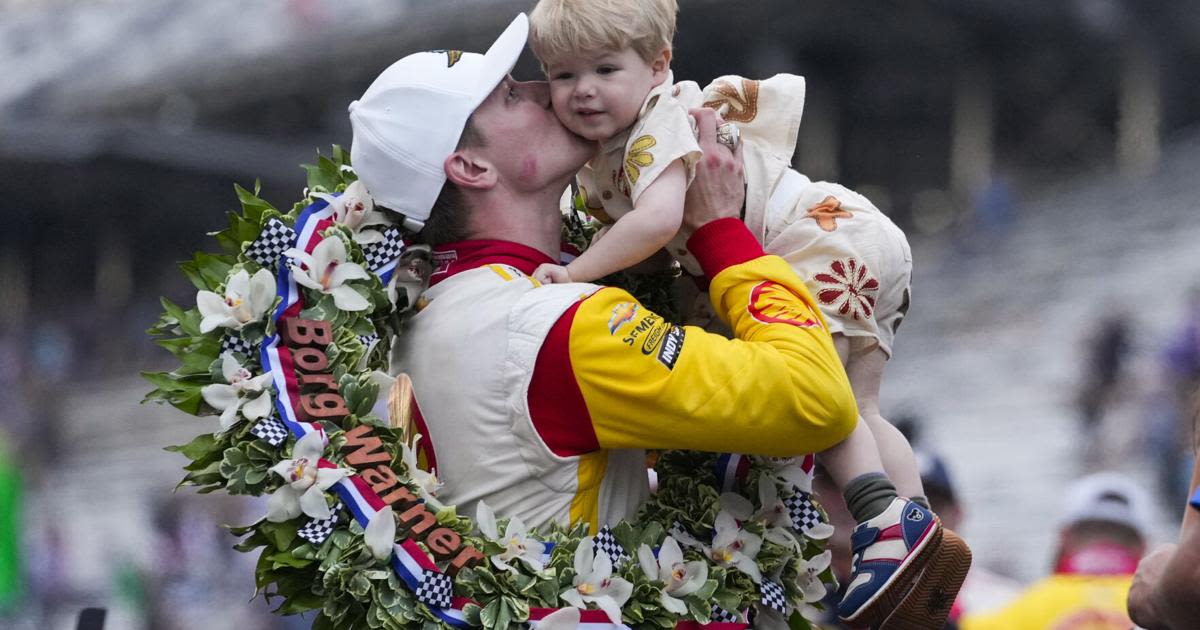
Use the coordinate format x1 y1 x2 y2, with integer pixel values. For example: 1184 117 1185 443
285 236 371 311
685 511 763 583
637 536 708 614
796 549 832 603
400 434 442 507
266 432 351 522
197 268 276 333
560 539 633 625
312 181 391 244
768 456 814 493
533 607 580 630
365 505 396 561
475 502 546 573
200 352 274 432
723 474 832 543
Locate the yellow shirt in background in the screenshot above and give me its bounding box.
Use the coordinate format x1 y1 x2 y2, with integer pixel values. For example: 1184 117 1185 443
960 574 1133 630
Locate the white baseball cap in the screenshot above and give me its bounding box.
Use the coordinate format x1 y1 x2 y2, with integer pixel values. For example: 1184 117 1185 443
1058 471 1153 537
349 13 529 231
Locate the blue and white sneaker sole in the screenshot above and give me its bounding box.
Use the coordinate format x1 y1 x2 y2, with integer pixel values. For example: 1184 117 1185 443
881 528 972 630
839 519 942 629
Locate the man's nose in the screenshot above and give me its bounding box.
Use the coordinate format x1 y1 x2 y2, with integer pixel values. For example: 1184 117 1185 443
514 80 551 107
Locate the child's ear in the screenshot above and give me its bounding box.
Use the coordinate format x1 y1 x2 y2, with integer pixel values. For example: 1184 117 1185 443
650 47 672 80
444 150 496 191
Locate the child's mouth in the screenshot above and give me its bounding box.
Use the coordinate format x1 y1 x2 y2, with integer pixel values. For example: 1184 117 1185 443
576 109 602 118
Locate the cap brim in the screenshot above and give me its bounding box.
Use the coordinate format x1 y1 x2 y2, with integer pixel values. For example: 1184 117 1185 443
472 13 528 108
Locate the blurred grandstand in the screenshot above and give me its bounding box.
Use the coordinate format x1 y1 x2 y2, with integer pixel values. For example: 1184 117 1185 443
1 0 1198 627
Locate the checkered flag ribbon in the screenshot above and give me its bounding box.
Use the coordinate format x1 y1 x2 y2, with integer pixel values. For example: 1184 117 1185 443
245 217 298 269
362 227 406 272
592 525 630 565
250 414 289 447
785 490 825 533
759 579 788 614
297 502 342 545
220 332 256 357
357 333 380 352
414 570 453 609
711 604 741 623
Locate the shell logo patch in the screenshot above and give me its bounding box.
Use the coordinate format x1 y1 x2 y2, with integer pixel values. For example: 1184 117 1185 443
747 281 821 328
607 302 639 335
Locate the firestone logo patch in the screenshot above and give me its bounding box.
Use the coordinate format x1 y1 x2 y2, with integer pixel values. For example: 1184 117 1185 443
747 281 821 328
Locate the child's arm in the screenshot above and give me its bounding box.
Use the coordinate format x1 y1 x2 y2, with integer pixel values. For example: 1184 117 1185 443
560 159 688 283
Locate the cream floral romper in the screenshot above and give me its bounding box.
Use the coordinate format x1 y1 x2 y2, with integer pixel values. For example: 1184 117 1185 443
575 71 912 357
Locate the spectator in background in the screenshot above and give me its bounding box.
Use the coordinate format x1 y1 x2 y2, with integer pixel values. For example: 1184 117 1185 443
961 472 1151 630
971 172 1015 235
914 450 1020 627
1154 285 1200 502
1163 285 1200 390
1076 309 1133 437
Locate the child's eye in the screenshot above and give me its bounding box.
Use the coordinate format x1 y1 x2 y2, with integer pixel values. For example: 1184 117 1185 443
597 65 616 75
552 72 573 81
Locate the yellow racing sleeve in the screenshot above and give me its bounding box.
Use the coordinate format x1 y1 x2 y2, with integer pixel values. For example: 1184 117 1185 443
530 218 858 457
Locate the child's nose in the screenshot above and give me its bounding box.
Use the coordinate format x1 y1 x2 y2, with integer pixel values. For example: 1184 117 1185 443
574 78 596 99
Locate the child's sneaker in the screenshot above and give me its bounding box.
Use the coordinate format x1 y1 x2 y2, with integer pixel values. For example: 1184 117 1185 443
837 497 942 628
883 527 972 629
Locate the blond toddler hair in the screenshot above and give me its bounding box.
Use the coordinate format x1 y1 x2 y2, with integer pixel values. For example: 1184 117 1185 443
529 0 677 65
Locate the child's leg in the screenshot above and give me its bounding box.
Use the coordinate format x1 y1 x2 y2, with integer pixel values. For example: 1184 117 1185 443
820 335 892 516
844 343 927 501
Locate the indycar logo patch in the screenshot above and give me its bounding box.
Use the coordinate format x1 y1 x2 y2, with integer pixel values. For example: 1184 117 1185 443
656 326 684 369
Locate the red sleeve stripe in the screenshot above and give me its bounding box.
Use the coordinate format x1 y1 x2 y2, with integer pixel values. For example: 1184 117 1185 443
686 218 766 280
528 300 601 457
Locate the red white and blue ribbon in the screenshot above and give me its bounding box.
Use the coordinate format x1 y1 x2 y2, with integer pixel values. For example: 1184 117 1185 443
251 198 477 625
714 454 750 493
250 198 749 628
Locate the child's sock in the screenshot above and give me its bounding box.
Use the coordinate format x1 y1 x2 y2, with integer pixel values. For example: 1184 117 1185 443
842 472 898 522
910 496 931 510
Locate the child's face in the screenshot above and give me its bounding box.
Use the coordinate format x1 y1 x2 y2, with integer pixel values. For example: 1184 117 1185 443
545 46 669 143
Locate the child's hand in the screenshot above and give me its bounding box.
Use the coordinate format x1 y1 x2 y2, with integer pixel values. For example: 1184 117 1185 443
534 263 573 284
589 225 611 246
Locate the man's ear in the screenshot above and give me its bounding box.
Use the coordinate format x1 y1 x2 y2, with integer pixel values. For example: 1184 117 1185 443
650 47 672 82
444 149 496 191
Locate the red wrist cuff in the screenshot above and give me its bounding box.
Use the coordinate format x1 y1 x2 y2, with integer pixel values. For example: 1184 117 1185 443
687 218 765 280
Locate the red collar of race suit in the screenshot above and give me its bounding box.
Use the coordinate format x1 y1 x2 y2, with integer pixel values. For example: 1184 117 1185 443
427 239 556 287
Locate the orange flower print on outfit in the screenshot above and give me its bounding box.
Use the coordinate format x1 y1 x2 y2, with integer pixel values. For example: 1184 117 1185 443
702 79 760 123
814 258 879 321
804 196 853 232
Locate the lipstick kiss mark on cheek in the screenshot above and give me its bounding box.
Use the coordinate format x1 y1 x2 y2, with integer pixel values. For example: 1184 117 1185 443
517 155 539 184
